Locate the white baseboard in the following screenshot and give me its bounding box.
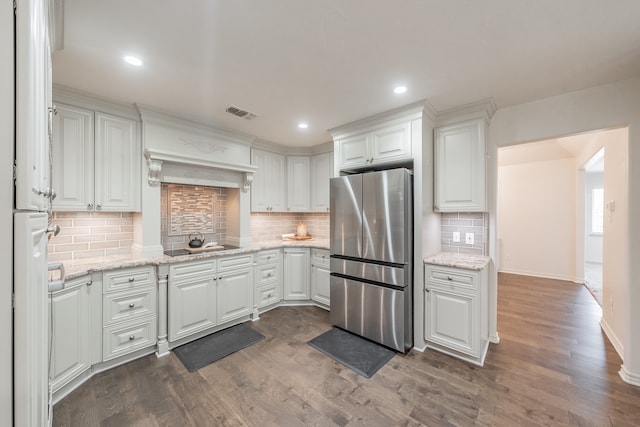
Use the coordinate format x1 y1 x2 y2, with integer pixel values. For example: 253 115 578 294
600 317 624 359
619 364 640 387
498 268 577 283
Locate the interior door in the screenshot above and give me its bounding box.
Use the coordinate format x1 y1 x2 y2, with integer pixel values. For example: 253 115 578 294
14 212 49 427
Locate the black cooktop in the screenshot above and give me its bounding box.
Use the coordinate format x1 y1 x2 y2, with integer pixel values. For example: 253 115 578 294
164 245 239 257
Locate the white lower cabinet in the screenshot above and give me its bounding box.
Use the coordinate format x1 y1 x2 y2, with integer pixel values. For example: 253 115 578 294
168 255 254 343
49 275 92 393
254 249 283 309
102 266 157 361
310 249 330 306
424 263 488 366
283 247 310 300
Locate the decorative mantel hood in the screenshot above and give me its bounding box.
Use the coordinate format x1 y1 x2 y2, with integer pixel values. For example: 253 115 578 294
144 148 257 191
138 106 257 191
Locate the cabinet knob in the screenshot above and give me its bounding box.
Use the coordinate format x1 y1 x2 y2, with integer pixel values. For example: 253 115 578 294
219 276 223 280
86 280 92 286
87 203 93 209
129 303 135 308
447 276 453 281
129 335 135 341
425 288 430 293
128 277 135 282
96 203 102 210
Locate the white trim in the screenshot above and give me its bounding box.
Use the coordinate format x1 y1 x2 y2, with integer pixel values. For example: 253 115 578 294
619 365 640 387
497 268 577 283
600 317 624 360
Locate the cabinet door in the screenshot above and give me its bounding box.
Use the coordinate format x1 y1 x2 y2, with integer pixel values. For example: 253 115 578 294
168 275 217 342
49 277 91 393
434 119 486 212
283 248 310 300
94 112 140 212
425 287 478 357
311 264 330 306
287 156 310 212
310 152 332 212
337 133 370 170
52 104 94 211
371 122 411 164
217 267 254 324
251 149 286 212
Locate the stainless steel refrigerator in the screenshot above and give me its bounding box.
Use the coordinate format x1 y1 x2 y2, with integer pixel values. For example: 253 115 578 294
330 168 413 353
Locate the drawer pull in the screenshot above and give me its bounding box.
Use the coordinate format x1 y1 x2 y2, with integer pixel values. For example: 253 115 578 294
128 277 135 282
447 276 453 281
266 273 272 278
129 335 135 341
129 303 135 308
86 280 92 286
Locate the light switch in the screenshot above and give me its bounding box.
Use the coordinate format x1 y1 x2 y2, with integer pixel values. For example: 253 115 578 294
465 233 474 245
452 232 460 243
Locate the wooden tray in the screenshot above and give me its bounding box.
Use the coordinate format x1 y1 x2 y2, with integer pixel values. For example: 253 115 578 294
284 235 313 241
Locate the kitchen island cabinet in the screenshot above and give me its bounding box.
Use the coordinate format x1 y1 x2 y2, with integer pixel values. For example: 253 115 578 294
424 258 489 366
52 103 141 212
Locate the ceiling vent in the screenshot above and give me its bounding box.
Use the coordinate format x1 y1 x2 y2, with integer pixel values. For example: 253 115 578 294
225 105 259 120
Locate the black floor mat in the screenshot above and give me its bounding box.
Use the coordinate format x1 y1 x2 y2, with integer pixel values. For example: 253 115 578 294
173 323 264 372
308 327 396 378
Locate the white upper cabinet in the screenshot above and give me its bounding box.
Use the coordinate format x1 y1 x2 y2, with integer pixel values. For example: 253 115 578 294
287 156 310 212
251 148 286 212
330 105 423 174
52 104 141 212
434 118 486 212
310 152 333 212
15 0 52 211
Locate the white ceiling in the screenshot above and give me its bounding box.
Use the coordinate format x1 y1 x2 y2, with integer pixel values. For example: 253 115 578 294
52 0 640 147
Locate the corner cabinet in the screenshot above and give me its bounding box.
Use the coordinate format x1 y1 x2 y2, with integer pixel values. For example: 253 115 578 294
52 103 141 212
335 121 412 171
283 247 310 300
434 118 486 212
310 152 333 212
424 263 489 366
287 156 310 212
251 149 286 212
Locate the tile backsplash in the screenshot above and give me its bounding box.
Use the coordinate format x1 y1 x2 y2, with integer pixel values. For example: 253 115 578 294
161 183 227 251
440 212 488 256
251 212 330 242
47 212 134 262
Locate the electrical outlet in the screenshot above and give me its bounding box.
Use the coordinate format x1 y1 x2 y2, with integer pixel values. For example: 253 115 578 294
452 232 460 243
465 233 474 245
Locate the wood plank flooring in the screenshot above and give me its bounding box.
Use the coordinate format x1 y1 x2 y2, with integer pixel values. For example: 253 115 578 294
53 273 640 426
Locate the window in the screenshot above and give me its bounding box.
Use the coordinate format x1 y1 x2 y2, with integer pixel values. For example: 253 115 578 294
592 188 604 233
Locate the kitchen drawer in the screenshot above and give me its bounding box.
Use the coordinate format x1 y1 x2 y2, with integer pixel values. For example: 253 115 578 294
255 263 280 287
255 249 281 265
218 254 253 272
103 266 155 294
103 287 157 326
425 265 479 292
255 282 282 308
103 316 157 361
169 259 216 282
311 249 330 267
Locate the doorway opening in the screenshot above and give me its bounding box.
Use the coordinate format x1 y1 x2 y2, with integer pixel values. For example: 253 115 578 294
583 148 604 305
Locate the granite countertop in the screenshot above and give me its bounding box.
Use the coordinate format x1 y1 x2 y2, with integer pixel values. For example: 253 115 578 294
61 239 330 281
423 252 490 271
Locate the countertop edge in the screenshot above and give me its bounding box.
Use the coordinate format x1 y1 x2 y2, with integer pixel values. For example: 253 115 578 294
423 252 491 271
61 240 330 281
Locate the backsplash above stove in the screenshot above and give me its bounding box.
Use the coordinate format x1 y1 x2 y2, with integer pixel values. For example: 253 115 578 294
161 183 228 251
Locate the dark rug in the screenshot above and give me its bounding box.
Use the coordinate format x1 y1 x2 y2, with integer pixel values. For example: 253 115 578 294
308 327 396 378
174 323 264 372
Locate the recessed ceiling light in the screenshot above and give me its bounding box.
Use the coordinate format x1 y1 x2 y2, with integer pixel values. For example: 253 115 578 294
298 123 308 129
124 55 143 66
394 86 407 94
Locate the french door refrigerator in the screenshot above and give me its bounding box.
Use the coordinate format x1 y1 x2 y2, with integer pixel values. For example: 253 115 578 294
330 168 413 353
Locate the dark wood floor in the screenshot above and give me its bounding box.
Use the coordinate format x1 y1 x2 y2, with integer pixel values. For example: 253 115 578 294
53 273 640 426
